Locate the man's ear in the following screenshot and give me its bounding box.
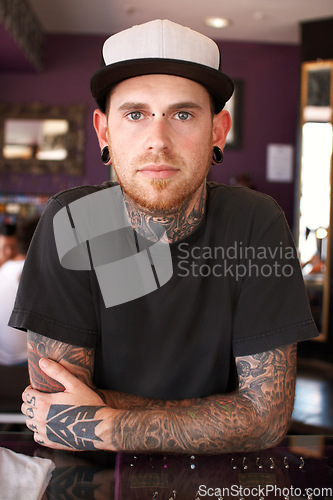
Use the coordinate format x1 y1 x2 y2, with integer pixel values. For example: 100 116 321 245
93 109 109 149
212 109 232 149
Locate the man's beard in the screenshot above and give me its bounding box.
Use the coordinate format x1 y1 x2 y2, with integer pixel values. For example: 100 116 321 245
111 149 212 215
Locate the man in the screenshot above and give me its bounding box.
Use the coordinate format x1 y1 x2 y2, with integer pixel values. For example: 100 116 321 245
0 215 39 365
0 222 17 268
12 20 317 454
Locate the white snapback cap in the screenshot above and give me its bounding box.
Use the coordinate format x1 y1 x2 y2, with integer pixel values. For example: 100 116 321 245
90 19 234 112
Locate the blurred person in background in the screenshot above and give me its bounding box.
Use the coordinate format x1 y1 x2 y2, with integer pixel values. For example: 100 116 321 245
0 215 39 365
0 222 17 268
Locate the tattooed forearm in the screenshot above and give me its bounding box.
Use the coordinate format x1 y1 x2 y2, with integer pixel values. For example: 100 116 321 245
106 344 297 454
46 405 104 450
98 389 198 409
27 330 95 393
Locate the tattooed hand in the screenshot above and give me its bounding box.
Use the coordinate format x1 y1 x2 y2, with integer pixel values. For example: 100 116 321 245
21 358 109 451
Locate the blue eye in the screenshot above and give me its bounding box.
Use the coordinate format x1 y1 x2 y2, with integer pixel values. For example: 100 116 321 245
128 111 143 120
175 111 191 121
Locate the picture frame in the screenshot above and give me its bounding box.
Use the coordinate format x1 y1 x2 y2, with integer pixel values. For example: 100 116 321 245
0 102 86 175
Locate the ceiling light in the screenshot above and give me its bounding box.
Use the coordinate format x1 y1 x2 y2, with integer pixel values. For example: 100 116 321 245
204 17 231 29
316 227 328 240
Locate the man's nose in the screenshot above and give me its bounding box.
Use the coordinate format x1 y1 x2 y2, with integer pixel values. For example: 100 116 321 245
145 115 171 152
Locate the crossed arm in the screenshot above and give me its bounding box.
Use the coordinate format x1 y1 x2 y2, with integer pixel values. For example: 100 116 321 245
22 330 297 454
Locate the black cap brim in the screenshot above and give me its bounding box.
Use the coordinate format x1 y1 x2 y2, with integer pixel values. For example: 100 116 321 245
90 58 234 113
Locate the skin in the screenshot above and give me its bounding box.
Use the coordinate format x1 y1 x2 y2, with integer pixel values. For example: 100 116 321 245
93 75 230 240
21 74 297 453
0 234 18 267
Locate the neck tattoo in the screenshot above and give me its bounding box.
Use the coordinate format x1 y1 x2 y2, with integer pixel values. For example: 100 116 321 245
123 184 207 244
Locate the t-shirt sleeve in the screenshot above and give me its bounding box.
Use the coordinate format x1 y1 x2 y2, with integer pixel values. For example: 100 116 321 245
8 197 99 348
232 199 318 356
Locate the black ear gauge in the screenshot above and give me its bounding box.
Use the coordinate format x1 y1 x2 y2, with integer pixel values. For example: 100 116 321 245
100 145 110 164
212 146 224 164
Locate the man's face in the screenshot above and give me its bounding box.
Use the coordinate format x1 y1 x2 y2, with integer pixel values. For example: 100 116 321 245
102 74 223 213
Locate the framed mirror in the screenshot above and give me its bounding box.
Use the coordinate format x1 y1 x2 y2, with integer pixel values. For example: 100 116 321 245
0 102 86 175
296 60 333 341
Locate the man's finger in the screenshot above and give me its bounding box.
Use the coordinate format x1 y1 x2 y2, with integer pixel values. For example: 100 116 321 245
22 385 33 401
39 358 78 391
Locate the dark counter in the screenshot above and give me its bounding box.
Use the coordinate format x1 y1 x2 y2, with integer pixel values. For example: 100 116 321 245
1 432 332 499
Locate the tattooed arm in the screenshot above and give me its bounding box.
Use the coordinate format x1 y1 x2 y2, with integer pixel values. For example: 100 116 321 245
27 330 95 392
22 340 296 453
97 343 296 453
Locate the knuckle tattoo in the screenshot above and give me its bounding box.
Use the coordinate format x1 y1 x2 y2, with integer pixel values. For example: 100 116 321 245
26 407 35 419
26 394 36 406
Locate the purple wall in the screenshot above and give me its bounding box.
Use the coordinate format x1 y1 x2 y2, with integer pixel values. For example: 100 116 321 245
0 34 300 229
0 25 36 72
0 34 107 196
209 40 301 228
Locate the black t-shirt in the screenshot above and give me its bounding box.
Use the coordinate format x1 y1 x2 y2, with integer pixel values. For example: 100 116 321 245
9 182 318 399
